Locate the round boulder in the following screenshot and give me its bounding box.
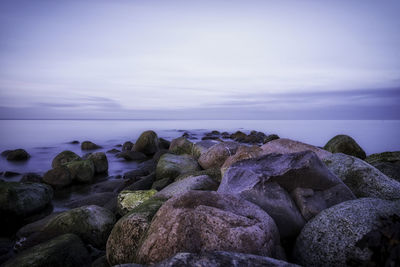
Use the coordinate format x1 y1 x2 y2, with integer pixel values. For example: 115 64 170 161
117 189 157 216
156 153 200 181
87 152 108 173
198 142 240 169
169 137 194 155
65 160 95 183
81 141 102 150
51 150 81 168
134 130 160 155
324 134 366 159
43 166 72 188
6 149 30 161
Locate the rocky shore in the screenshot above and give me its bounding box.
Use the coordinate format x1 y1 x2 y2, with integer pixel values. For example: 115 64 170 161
1 129 400 266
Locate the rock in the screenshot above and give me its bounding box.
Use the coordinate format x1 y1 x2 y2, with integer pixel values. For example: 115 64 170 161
153 251 300 267
51 150 81 168
293 198 400 267
218 151 355 238
230 131 247 141
324 134 366 159
20 173 42 183
242 131 268 144
122 141 134 151
0 238 14 264
151 178 172 191
117 151 147 161
192 140 220 159
65 160 95 183
6 149 30 161
92 255 109 267
3 234 90 267
159 138 171 150
65 192 117 212
156 153 200 181
136 191 283 265
43 166 73 188
198 142 240 169
123 173 155 191
169 137 194 155
106 197 166 266
221 145 263 176
88 152 109 173
3 171 20 178
261 138 332 160
69 140 80 144
1 150 11 157
0 182 53 235
117 190 157 216
107 149 120 154
33 205 116 248
324 153 400 200
264 134 280 144
81 141 102 150
154 175 219 199
152 149 169 162
134 130 160 155
91 179 126 193
175 168 221 183
365 151 400 182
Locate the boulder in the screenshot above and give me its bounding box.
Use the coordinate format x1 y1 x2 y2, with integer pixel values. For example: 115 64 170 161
106 197 167 265
136 191 283 265
51 151 81 168
87 152 108 173
122 141 134 151
324 134 366 159
107 148 120 154
175 168 222 183
20 173 42 183
134 130 160 155
324 153 400 200
65 192 117 212
159 138 171 150
221 145 263 176
264 134 280 144
6 149 30 161
43 166 73 188
0 182 53 235
261 138 332 160
117 151 147 161
91 179 126 193
192 140 220 159
230 131 247 141
218 151 355 238
365 151 400 182
156 153 200 181
3 171 20 178
293 198 400 267
65 160 95 183
0 238 14 264
81 141 102 150
169 137 194 155
154 175 219 199
123 173 156 191
3 234 90 267
153 251 300 267
198 142 240 169
117 189 157 216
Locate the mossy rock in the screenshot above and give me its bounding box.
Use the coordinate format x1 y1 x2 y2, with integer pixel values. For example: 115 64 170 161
87 152 108 173
6 149 30 161
169 137 194 155
43 166 72 188
134 130 160 155
81 141 102 150
155 153 200 181
175 168 222 183
117 190 157 216
324 134 366 159
65 160 95 183
51 151 81 168
365 151 400 165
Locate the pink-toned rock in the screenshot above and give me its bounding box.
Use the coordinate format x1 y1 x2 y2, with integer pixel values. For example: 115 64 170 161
221 146 263 176
198 142 240 169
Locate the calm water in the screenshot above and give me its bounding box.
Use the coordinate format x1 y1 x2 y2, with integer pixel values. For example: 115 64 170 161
1 120 400 180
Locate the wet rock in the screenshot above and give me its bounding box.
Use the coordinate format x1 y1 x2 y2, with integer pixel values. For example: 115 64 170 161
3 234 90 267
324 153 400 200
117 151 147 161
122 141 134 151
155 174 219 199
87 152 109 173
123 160 156 180
152 149 169 162
198 142 240 169
264 134 280 144
151 177 172 191
219 151 355 238
123 173 156 191
293 198 400 267
43 166 73 188
65 192 117 212
156 153 200 181
324 134 366 159
169 137 194 155
20 173 42 183
91 179 126 193
117 189 157 216
107 149 120 154
6 149 30 161
69 140 80 144
65 159 95 183
81 141 102 150
3 171 20 178
134 130 160 156
52 150 81 168
365 151 400 182
1 150 11 157
261 138 332 160
159 138 171 150
136 191 283 265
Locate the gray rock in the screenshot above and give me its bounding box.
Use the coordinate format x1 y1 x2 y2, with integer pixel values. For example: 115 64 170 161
324 134 366 159
5 149 30 161
136 191 283 265
218 151 355 238
156 153 200 181
65 192 117 212
123 173 155 191
192 140 220 159
43 166 73 188
134 130 160 155
65 160 95 183
365 151 400 182
294 198 400 267
324 153 400 200
169 137 194 155
198 142 240 169
52 150 81 168
88 152 109 173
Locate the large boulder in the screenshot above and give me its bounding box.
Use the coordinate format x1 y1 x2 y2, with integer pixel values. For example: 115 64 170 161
3 234 90 267
106 197 167 266
169 137 194 155
134 130 160 155
65 192 117 212
117 151 147 161
81 141 102 150
324 134 366 159
117 189 157 216
154 174 219 199
365 151 400 182
87 152 108 173
122 141 134 151
5 149 30 161
136 191 283 265
324 153 400 200
198 142 240 169
218 151 355 238
293 198 400 267
51 151 81 168
43 166 73 188
154 251 300 267
261 138 332 160
65 160 95 183
192 140 220 159
156 153 200 181
0 182 53 235
221 145 263 176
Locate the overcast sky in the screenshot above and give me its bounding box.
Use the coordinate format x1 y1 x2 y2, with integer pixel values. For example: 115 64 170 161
0 0 399 119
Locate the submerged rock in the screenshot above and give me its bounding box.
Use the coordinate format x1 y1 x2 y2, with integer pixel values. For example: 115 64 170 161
117 189 157 216
122 141 134 151
134 130 160 155
324 134 366 159
6 149 30 161
81 141 102 150
51 150 81 168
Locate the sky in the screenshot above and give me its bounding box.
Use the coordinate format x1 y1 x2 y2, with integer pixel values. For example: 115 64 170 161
0 0 399 119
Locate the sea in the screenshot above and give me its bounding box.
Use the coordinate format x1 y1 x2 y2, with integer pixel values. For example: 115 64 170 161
1 119 400 181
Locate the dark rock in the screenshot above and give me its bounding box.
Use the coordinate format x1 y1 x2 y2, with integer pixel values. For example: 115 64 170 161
221 145 263 176
52 150 81 168
123 173 155 191
365 151 400 182
221 132 231 139
151 177 173 191
65 160 95 183
3 171 20 178
107 149 120 154
218 151 355 239
88 152 109 173
230 131 247 141
134 130 160 155
169 137 194 155
198 142 240 169
152 149 169 162
192 140 220 159
91 255 110 267
156 153 200 181
175 168 222 183
6 149 30 161
122 141 134 151
65 192 117 212
0 238 14 265
70 140 80 144
264 134 280 143
43 166 73 188
81 141 102 150
20 173 42 183
159 138 171 150
324 134 366 159
91 179 126 193
117 151 147 161
136 191 283 265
